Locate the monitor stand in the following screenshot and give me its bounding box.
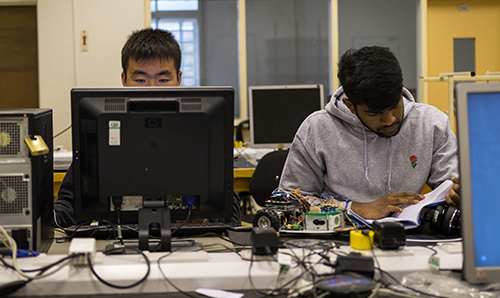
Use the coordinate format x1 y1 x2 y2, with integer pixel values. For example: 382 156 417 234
138 199 172 251
112 196 199 252
106 238 202 253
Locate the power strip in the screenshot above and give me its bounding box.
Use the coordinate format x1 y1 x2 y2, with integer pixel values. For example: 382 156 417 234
429 253 462 270
429 242 463 270
68 238 97 265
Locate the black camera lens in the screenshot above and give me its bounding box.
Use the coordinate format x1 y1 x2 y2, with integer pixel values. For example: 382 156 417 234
442 207 461 236
420 204 461 236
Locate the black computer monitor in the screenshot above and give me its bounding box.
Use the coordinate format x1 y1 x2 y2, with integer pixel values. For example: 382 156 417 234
249 84 325 149
71 87 234 250
456 82 500 284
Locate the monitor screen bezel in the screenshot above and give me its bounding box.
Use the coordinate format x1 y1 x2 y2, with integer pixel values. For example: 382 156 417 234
456 82 500 284
248 84 325 149
70 86 235 225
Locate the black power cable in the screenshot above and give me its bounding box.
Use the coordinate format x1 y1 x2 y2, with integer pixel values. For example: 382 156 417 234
86 248 151 289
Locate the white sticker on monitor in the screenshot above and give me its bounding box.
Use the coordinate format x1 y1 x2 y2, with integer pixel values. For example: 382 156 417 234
109 120 121 146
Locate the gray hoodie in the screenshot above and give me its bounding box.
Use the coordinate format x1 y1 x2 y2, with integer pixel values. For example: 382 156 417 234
279 87 458 204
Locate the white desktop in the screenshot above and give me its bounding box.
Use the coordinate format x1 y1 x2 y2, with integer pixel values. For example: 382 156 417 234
1 236 465 297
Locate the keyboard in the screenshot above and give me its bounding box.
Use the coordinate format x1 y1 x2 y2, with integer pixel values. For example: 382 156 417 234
65 221 231 239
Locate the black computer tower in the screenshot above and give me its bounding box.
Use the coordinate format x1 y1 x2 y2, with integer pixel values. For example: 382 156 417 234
0 109 53 252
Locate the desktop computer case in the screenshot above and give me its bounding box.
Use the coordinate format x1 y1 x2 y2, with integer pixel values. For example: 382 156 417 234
0 109 53 252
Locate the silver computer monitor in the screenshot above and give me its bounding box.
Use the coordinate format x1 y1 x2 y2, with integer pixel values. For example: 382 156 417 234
456 82 500 284
249 84 325 149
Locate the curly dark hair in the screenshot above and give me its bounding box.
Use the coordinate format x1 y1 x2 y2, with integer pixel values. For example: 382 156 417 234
121 28 181 78
338 46 402 112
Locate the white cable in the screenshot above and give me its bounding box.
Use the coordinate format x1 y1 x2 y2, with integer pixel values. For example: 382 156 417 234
53 209 65 229
0 225 72 280
366 282 382 298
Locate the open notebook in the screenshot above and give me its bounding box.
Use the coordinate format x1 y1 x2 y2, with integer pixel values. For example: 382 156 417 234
347 180 453 229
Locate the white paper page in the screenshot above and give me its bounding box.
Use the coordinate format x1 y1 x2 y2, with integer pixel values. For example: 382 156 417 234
354 180 454 228
394 179 453 223
196 288 244 298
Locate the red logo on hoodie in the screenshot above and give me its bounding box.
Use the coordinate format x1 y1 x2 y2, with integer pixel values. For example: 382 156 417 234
410 155 417 168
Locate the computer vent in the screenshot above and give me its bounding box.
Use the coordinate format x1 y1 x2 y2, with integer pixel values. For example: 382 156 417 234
180 98 202 111
105 98 126 111
0 121 21 157
0 174 29 215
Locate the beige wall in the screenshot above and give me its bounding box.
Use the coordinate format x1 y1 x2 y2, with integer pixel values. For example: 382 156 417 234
37 0 146 151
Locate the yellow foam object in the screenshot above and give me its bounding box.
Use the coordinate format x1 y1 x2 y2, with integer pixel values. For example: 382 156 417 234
350 230 374 250
309 206 321 213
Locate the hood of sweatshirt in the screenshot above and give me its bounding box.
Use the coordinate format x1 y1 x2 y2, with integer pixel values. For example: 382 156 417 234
326 87 416 192
280 84 457 201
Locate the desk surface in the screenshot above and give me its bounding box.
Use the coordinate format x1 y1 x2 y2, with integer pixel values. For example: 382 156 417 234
2 233 468 297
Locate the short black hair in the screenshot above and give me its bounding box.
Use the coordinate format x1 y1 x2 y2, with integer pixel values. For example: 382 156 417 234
338 46 403 112
121 28 182 78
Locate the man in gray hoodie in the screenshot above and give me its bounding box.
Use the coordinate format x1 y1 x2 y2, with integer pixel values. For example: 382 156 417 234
279 46 460 220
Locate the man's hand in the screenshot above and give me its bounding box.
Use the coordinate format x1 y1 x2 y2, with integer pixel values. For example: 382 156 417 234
445 177 460 207
351 193 425 219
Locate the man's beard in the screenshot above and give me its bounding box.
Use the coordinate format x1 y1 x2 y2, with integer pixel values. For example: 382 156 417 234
356 115 402 138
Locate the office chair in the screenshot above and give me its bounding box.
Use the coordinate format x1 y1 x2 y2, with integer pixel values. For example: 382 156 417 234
235 119 249 142
249 149 289 207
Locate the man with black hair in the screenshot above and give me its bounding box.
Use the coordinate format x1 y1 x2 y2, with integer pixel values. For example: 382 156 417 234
55 28 240 227
279 46 460 220
120 28 182 87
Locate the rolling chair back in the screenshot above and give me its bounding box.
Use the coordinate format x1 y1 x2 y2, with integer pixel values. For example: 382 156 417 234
249 149 289 207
